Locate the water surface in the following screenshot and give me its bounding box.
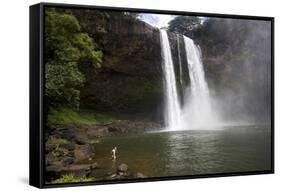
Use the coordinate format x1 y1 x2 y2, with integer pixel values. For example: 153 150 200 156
93 125 271 179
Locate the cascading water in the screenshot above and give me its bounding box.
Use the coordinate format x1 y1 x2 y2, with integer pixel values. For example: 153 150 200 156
160 30 218 130
182 36 218 129
160 30 182 130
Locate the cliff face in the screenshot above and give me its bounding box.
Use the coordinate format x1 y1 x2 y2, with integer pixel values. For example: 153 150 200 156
72 10 166 120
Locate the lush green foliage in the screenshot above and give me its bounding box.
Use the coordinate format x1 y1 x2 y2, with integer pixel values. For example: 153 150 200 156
47 108 116 126
168 16 202 38
51 174 94 184
45 8 102 109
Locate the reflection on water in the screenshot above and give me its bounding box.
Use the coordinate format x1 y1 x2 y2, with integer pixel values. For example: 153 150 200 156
92 126 271 180
164 131 221 175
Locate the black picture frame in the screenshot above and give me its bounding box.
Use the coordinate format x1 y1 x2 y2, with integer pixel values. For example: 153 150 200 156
30 2 274 188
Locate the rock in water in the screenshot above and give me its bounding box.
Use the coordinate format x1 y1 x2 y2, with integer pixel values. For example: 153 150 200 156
117 163 128 172
74 144 95 162
67 164 94 178
136 172 146 178
91 162 99 169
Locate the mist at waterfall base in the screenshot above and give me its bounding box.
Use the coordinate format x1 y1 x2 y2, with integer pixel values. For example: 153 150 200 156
202 19 272 128
181 36 221 130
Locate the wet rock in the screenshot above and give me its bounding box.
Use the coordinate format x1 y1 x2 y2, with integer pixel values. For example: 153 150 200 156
110 173 118 178
117 163 128 172
59 143 75 150
135 172 146 178
108 173 118 179
47 163 97 178
45 143 56 153
88 163 99 177
46 164 65 173
117 171 125 176
67 164 93 177
62 156 75 165
46 152 57 166
91 162 99 169
58 127 76 140
47 120 163 143
74 131 91 144
86 128 98 138
108 126 118 132
106 173 124 180
74 144 95 162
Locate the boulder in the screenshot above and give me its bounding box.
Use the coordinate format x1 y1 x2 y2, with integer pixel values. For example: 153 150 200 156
135 172 146 178
46 164 66 173
74 131 91 144
46 152 57 166
86 127 109 138
74 144 95 162
117 163 128 172
67 164 92 177
46 163 97 179
59 143 75 150
108 126 118 132
91 162 99 169
62 156 75 165
106 173 128 180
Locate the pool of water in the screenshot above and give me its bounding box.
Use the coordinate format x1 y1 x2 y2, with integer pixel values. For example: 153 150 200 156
92 125 271 180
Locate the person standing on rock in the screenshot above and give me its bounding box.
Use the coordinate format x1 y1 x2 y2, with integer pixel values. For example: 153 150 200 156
111 146 117 160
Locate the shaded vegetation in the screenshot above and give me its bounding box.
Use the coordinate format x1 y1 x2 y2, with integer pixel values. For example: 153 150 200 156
47 108 116 126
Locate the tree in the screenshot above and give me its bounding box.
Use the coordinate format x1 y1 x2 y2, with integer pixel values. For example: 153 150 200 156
123 12 139 19
168 16 202 38
45 8 102 109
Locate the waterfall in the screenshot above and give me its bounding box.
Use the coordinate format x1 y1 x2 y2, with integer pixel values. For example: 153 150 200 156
160 30 182 130
182 36 218 129
160 30 218 130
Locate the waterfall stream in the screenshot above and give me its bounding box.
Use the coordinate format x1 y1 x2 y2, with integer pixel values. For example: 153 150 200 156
182 36 218 129
160 30 218 130
160 30 182 130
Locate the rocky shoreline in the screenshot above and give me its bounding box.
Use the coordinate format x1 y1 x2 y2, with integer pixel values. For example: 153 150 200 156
45 120 162 182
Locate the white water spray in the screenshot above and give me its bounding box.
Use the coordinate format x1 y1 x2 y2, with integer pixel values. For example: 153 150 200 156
160 30 182 130
182 36 219 129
